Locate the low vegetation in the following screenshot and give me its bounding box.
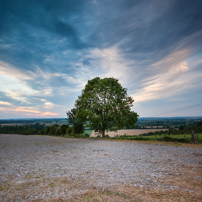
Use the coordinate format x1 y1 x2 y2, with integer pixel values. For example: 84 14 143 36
1 121 202 144
98 121 202 144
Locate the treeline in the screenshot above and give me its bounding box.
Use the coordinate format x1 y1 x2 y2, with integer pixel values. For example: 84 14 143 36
136 117 202 128
0 118 67 125
141 121 202 136
0 123 45 135
0 123 89 137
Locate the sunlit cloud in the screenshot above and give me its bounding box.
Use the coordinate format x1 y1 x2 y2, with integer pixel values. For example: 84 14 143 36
40 112 59 116
0 106 39 113
11 107 40 114
40 99 55 109
0 60 34 80
0 106 59 117
0 74 39 103
132 48 193 103
0 61 40 103
0 101 12 106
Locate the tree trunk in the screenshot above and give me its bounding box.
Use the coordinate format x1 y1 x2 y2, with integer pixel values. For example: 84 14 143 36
197 133 199 144
102 129 105 138
191 131 197 143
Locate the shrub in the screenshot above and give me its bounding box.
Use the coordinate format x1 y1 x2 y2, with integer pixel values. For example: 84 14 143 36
84 133 90 137
66 126 73 136
60 124 69 136
157 136 190 143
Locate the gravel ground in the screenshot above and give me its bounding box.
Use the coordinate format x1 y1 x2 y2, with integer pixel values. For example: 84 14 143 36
0 134 202 201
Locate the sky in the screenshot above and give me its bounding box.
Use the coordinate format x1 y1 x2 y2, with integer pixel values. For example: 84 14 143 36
0 0 202 119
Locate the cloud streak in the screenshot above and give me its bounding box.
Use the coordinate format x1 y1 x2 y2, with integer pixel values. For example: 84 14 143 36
0 0 202 117
131 48 199 103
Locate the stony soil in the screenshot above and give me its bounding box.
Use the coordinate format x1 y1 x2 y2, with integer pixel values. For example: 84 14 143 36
0 134 202 201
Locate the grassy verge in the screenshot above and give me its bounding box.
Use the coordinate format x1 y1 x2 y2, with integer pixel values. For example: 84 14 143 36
84 129 93 136
106 133 202 144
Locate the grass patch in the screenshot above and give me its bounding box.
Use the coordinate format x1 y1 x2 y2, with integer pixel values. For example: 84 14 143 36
108 133 202 144
84 130 93 136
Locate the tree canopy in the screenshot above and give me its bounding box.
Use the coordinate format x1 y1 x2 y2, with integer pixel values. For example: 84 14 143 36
59 124 69 136
75 77 138 137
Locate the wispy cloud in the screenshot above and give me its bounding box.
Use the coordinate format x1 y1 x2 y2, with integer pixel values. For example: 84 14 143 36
0 0 202 117
0 61 34 80
91 46 129 82
0 106 59 117
131 48 199 103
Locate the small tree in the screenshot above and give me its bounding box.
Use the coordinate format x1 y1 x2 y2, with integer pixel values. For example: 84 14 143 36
66 108 84 136
66 126 73 136
48 125 57 135
75 77 138 137
24 126 35 135
60 124 69 136
56 128 61 136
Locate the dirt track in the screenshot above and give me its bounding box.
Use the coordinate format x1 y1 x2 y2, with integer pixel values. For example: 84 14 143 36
0 134 202 201
91 129 168 137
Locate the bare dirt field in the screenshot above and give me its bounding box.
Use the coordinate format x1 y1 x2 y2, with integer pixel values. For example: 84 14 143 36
91 129 168 137
0 134 202 201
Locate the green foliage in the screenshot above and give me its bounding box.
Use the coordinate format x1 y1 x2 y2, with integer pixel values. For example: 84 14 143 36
48 125 58 135
59 124 69 136
72 122 84 135
75 77 138 137
84 133 90 137
55 128 61 136
44 127 49 134
157 136 190 143
66 126 73 136
66 108 84 135
179 125 184 130
0 124 45 135
84 130 93 136
23 126 35 135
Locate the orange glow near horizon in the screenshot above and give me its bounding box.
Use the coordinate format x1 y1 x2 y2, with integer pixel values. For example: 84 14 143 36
0 106 59 117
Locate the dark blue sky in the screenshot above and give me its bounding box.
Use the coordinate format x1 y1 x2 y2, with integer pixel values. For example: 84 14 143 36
0 0 202 118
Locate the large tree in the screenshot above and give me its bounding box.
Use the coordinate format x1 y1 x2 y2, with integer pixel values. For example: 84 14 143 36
75 77 138 137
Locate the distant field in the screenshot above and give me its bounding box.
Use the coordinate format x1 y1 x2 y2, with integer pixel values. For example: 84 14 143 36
0 123 27 126
90 129 168 137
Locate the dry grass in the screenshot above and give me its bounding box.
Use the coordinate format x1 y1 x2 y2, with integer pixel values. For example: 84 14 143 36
1 135 202 201
1 165 202 202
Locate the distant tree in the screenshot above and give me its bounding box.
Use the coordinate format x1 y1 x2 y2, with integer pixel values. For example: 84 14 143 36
179 125 184 130
60 124 69 136
75 77 139 137
56 128 61 136
48 125 58 135
24 126 35 135
66 126 73 136
66 108 84 136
